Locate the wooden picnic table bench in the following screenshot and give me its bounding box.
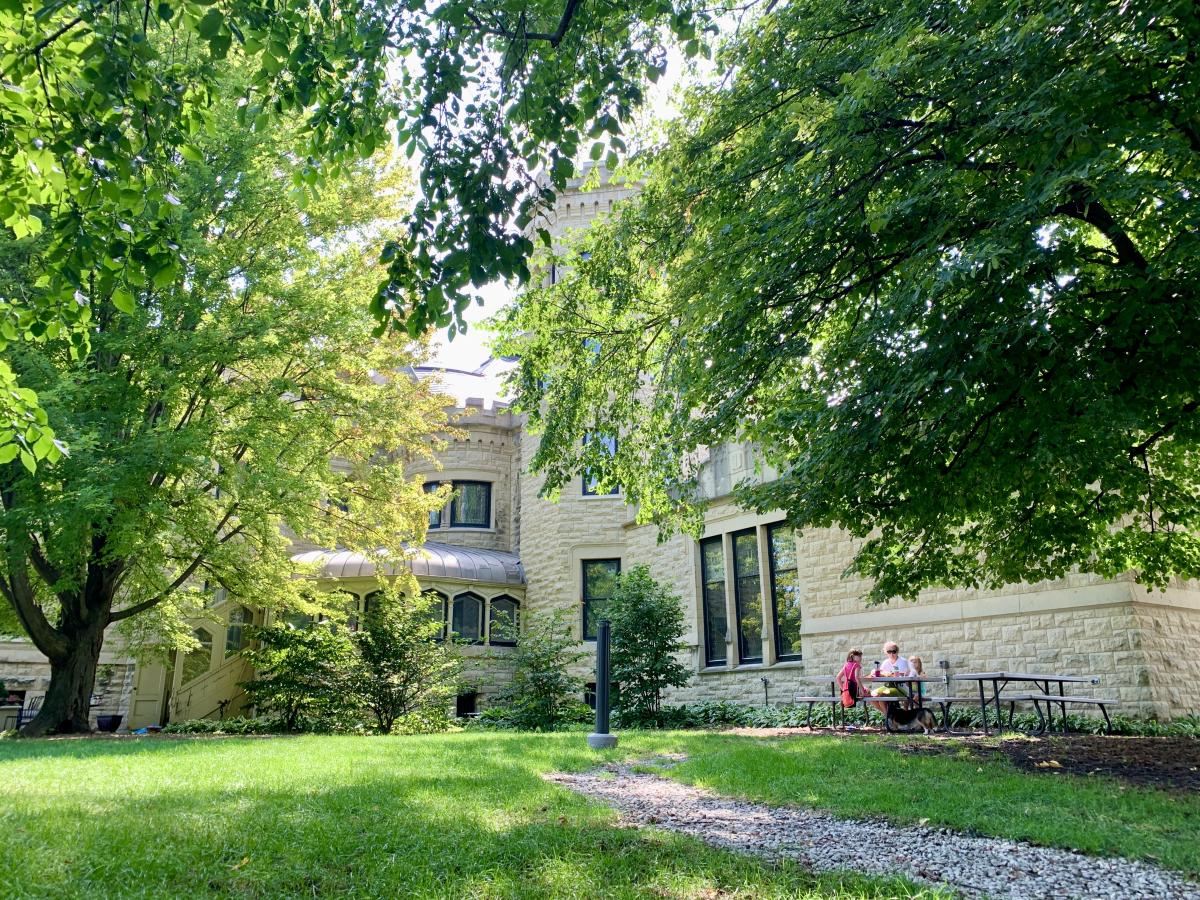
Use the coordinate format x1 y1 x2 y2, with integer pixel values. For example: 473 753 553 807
953 672 1111 734
791 678 840 727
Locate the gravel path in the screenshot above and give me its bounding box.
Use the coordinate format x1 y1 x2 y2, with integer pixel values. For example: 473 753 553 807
545 761 1200 899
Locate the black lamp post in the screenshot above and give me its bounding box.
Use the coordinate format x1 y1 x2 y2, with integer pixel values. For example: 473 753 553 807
587 619 618 750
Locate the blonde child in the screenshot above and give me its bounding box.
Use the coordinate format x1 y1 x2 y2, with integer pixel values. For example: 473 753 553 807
908 656 924 676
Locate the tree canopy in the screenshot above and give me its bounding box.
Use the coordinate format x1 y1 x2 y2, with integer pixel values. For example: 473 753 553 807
0 0 709 459
0 74 449 734
497 0 1200 601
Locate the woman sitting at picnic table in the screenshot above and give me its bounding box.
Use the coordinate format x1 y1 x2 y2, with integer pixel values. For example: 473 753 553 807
869 641 912 712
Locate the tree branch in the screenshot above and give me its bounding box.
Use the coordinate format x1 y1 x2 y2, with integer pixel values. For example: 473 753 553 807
466 0 583 47
1052 186 1149 271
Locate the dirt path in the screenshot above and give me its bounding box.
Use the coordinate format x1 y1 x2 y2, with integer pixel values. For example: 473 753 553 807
546 762 1199 900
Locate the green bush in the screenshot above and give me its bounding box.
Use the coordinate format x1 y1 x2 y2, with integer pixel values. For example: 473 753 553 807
639 701 1200 737
607 565 692 723
161 717 283 736
481 614 588 731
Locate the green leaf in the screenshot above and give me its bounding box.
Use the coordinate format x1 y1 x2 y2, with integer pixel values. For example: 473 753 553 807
112 288 136 314
0 443 18 465
197 8 223 38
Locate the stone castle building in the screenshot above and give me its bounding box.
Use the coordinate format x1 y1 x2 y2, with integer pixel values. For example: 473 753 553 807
2 168 1196 730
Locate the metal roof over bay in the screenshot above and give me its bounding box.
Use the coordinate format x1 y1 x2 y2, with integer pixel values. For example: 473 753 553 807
291 542 525 586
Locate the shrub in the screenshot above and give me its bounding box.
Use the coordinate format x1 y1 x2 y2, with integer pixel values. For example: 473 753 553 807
606 565 692 725
486 613 587 731
161 717 283 735
346 589 462 734
241 623 356 732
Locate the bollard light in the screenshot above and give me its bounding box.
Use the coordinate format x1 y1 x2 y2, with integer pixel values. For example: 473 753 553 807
587 619 618 750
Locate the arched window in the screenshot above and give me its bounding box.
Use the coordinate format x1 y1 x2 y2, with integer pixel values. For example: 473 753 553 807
182 628 213 684
423 591 447 641
488 595 519 646
451 592 483 643
224 606 252 657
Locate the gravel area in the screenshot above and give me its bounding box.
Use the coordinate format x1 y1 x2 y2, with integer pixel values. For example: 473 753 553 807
546 761 1200 900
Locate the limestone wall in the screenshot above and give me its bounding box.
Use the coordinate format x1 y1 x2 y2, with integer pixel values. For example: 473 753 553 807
517 430 633 640
1131 587 1200 719
410 403 522 554
0 635 136 729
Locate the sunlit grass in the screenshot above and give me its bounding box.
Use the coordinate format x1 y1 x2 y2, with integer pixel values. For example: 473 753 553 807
0 730 1194 898
0 732 936 899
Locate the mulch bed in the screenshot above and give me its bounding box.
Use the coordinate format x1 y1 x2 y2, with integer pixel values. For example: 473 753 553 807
897 734 1200 793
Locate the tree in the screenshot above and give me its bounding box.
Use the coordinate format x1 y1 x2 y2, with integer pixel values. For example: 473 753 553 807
489 612 587 730
607 565 690 723
497 0 1200 602
0 0 712 457
241 621 356 732
0 75 448 736
347 589 462 734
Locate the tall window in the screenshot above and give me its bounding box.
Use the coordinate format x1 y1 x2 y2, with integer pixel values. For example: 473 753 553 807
424 482 443 528
451 592 484 643
769 524 802 661
182 628 213 684
582 434 619 496
489 595 520 645
422 591 447 641
700 537 728 666
732 529 764 664
225 606 251 657
450 481 491 528
581 559 620 640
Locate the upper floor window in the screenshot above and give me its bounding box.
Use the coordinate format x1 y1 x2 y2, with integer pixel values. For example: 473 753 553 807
451 592 484 643
581 558 620 640
424 482 442 528
450 481 491 528
489 595 520 645
582 434 619 496
224 607 252 658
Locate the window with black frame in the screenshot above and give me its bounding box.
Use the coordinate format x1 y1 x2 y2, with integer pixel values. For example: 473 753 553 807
451 592 484 643
582 433 619 496
700 537 728 667
488 595 519 645
450 481 491 528
422 590 447 641
732 529 764 664
768 523 802 661
424 482 443 528
581 558 620 640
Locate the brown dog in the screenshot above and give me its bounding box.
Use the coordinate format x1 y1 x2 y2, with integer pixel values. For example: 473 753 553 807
884 705 937 734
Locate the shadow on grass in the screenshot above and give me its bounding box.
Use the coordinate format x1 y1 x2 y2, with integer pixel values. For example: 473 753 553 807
0 734 941 899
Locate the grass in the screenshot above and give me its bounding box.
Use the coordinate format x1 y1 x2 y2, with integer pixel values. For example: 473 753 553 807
0 731 1196 898
0 732 937 899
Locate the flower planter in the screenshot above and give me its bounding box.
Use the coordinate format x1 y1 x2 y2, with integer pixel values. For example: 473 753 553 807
95 714 123 733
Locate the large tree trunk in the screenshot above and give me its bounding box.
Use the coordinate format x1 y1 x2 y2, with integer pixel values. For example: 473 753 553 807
21 619 106 737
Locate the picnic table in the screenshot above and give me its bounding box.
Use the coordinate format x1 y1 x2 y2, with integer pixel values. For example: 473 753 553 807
857 675 952 729
952 672 1110 734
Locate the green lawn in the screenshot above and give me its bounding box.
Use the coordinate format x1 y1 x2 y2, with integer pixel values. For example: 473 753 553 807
0 732 935 899
0 731 1195 898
